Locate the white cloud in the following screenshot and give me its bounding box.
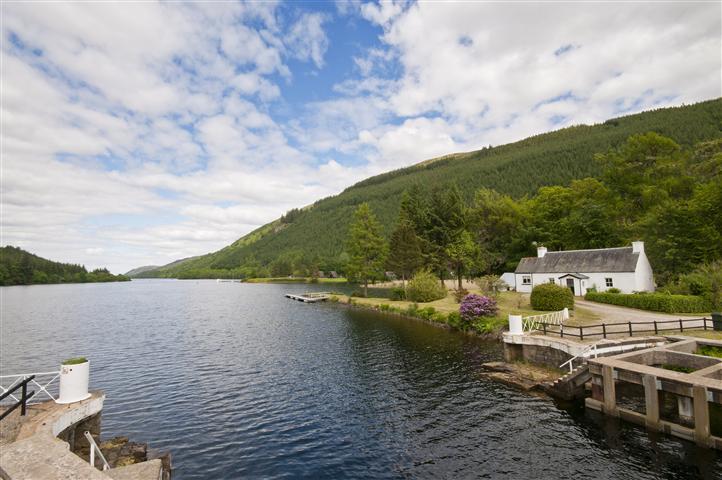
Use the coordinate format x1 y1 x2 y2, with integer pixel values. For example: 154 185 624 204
1 1 719 273
1 2 337 273
319 1 720 170
285 12 330 68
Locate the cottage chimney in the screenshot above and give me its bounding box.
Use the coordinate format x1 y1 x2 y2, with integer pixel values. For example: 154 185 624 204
537 246 547 258
632 241 644 253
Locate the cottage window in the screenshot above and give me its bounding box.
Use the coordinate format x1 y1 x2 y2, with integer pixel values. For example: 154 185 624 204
605 278 614 287
549 278 555 284
522 276 531 285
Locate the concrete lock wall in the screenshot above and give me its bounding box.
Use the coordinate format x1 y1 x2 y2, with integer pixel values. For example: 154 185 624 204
504 342 572 369
57 412 101 452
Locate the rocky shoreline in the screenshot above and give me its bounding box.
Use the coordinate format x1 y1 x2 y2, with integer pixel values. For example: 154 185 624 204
479 361 561 393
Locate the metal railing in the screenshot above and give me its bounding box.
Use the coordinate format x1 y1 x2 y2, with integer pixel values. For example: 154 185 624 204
560 344 598 373
522 308 569 332
533 317 711 340
0 375 36 421
84 430 110 471
0 371 60 405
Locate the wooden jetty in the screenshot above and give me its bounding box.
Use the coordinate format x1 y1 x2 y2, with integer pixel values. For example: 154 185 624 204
285 292 331 303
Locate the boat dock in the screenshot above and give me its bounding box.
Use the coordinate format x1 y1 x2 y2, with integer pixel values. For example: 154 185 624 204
284 292 331 303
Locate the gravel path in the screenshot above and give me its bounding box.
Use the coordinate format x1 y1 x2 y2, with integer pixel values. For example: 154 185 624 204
561 299 708 339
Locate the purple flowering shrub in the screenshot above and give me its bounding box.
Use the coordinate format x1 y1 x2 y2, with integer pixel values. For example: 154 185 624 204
459 294 498 324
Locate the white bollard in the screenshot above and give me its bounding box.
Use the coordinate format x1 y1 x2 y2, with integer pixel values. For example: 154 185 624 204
563 307 570 320
56 358 91 404
508 314 523 335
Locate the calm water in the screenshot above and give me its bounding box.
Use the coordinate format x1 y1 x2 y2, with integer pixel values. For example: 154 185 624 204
1 280 720 479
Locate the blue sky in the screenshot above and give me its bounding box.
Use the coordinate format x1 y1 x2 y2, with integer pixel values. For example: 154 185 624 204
1 1 720 273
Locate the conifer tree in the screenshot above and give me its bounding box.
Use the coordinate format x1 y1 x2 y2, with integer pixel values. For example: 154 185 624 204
346 203 388 296
387 209 424 289
445 230 479 290
428 184 467 286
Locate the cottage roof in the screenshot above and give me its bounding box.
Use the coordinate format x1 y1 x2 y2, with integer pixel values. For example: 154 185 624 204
515 247 639 274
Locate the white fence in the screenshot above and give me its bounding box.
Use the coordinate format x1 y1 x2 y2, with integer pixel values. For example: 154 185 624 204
0 371 60 405
522 308 569 333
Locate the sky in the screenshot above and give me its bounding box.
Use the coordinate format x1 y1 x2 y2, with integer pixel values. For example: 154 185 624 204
1 1 720 274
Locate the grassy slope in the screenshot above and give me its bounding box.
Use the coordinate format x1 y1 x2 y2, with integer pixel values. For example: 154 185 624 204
144 99 722 277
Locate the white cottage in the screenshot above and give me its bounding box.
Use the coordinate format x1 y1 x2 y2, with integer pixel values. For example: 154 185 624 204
514 241 655 296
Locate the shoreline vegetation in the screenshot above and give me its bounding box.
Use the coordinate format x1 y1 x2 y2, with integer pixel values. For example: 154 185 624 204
0 246 130 287
328 288 599 337
244 277 348 284
317 278 721 341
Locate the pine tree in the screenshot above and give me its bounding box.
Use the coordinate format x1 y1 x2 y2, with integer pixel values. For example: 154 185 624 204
445 230 478 290
428 184 467 286
387 209 424 289
346 203 388 296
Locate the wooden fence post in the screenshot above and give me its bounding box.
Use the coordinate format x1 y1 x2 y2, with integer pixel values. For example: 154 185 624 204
21 381 28 416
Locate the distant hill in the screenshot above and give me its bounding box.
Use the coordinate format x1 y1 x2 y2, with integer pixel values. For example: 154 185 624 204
0 246 130 286
136 98 722 279
131 256 200 278
124 265 160 277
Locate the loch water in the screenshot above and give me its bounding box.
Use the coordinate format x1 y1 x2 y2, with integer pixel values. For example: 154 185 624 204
1 280 720 479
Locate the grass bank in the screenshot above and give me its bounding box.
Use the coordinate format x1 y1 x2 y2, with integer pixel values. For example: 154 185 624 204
245 277 348 284
328 289 598 336
675 330 722 341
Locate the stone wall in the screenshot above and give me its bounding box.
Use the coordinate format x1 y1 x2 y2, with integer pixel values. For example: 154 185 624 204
504 342 572 369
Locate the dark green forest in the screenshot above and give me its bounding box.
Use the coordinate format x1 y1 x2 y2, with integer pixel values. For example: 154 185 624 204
134 99 722 283
0 246 130 286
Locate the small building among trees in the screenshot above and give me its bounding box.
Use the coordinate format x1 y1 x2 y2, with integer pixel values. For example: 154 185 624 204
514 241 655 296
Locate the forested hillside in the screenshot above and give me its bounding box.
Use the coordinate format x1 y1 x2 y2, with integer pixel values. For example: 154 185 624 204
136 99 722 281
0 246 130 286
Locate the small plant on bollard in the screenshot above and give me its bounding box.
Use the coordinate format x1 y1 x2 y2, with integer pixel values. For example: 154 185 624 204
62 357 88 365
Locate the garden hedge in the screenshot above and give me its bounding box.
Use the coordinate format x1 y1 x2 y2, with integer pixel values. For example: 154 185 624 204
584 292 711 313
530 283 574 311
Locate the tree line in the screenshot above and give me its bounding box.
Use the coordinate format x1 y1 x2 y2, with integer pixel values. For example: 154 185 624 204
0 246 130 286
345 133 722 290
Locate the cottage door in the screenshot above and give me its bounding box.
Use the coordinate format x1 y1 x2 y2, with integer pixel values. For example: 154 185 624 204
566 278 575 295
